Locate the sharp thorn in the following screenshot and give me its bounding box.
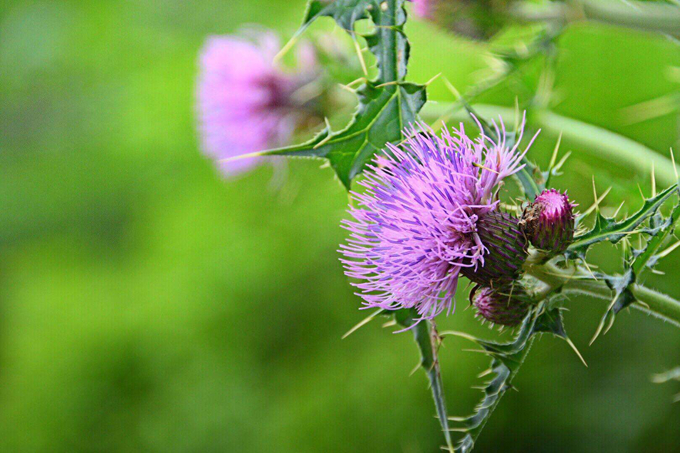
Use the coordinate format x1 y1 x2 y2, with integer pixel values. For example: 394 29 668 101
477 368 493 378
447 415 467 422
342 309 384 339
425 72 442 87
565 336 588 367
671 148 679 184
351 35 368 77
590 319 606 346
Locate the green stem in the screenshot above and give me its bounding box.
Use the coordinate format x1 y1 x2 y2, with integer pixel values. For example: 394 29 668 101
420 103 679 187
527 262 680 328
511 0 680 35
395 310 455 452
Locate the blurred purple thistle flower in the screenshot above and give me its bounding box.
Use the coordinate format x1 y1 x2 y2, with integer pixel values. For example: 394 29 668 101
340 119 536 322
411 0 433 19
196 32 305 176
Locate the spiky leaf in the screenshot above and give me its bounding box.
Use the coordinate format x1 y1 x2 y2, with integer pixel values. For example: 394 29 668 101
263 0 426 189
631 199 680 276
592 191 680 340
567 184 678 259
266 82 426 188
453 305 572 452
590 270 636 340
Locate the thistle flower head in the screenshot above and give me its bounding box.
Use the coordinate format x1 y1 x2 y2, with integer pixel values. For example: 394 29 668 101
412 0 434 19
410 0 513 40
197 32 311 176
471 285 529 327
521 189 575 254
340 119 536 321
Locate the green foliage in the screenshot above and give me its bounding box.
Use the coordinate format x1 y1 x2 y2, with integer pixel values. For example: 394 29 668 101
449 305 572 453
3 0 680 452
589 189 680 339
515 157 543 200
395 310 454 452
630 201 680 277
568 184 678 260
263 0 426 189
267 82 425 189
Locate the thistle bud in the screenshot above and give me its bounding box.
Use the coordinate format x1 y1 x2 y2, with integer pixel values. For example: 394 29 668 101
521 189 575 254
462 210 528 286
471 285 529 327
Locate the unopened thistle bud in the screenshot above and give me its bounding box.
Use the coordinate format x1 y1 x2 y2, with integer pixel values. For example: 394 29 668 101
471 285 529 327
521 189 575 254
410 0 513 41
461 211 528 286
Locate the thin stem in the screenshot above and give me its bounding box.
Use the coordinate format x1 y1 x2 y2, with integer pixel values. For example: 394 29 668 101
526 262 680 328
511 0 680 35
420 103 679 187
395 311 455 452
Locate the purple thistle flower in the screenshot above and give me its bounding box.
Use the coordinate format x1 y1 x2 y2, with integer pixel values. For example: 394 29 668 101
340 120 537 322
196 32 302 176
521 189 575 254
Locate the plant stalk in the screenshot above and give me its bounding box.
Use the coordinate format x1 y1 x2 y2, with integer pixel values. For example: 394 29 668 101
511 0 680 35
395 311 455 452
526 262 680 328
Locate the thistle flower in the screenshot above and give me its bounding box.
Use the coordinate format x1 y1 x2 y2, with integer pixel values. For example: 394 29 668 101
196 32 312 176
411 0 433 19
340 120 536 321
521 189 575 254
471 285 529 327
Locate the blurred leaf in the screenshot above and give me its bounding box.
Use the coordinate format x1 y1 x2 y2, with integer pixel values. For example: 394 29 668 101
515 157 542 200
263 0 426 189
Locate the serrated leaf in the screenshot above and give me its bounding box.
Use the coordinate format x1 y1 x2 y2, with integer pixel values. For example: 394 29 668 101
533 306 567 338
592 192 680 340
301 0 409 83
454 305 569 453
583 189 680 340
592 270 636 340
631 198 680 276
266 81 426 188
567 184 678 259
265 0 426 189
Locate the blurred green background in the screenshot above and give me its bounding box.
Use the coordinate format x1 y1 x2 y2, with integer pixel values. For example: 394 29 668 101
1 1 680 451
